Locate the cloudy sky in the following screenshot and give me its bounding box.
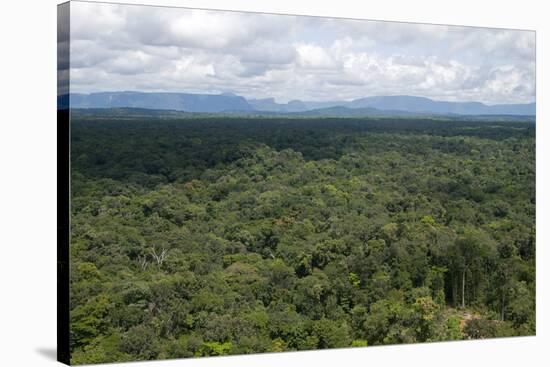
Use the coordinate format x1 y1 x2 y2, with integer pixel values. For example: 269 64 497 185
68 1 535 104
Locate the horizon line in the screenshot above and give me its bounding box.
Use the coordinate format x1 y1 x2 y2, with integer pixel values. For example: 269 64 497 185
64 90 536 107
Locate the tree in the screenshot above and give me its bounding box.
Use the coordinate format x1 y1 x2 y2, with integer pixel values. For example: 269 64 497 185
119 324 161 360
449 229 495 308
69 114 535 363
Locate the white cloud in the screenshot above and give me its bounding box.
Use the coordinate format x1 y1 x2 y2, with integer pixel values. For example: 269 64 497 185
296 43 339 69
70 2 127 41
68 1 535 104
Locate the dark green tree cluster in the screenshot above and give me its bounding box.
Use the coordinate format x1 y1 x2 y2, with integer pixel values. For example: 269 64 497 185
69 115 535 364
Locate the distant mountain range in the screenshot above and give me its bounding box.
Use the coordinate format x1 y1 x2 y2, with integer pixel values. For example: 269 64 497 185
247 95 535 116
62 91 535 116
68 91 252 113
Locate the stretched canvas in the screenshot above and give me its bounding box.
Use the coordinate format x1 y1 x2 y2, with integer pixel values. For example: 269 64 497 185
57 1 536 365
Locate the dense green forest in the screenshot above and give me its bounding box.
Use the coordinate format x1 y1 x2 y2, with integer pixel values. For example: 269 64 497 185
69 114 535 364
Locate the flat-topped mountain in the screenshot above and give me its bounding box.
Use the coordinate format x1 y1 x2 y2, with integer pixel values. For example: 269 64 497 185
68 91 253 113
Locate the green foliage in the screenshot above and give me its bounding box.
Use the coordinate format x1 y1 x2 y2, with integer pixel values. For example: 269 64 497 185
464 319 500 339
351 339 369 347
70 332 129 365
70 295 114 349
197 341 233 356
169 334 203 358
312 318 351 349
349 272 361 288
69 115 535 363
119 324 161 360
